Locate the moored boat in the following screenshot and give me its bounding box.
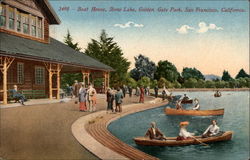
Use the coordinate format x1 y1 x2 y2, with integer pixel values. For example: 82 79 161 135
181 99 193 104
134 131 233 146
214 93 222 97
165 108 224 116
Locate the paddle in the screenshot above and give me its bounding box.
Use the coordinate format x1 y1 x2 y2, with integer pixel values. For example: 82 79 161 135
191 136 209 146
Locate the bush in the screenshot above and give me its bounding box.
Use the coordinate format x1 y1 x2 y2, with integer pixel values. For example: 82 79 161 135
137 76 151 87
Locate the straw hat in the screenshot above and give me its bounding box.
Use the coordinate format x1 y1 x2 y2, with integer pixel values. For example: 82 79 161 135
179 121 189 126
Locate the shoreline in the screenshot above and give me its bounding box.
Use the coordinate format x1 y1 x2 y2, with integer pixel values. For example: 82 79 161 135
167 88 249 92
72 98 167 160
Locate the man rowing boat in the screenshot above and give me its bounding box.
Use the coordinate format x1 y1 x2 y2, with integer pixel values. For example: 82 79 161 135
176 121 195 141
145 122 167 140
176 100 183 110
202 120 220 138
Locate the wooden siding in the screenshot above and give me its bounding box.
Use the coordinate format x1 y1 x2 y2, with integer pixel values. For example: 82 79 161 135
0 58 50 100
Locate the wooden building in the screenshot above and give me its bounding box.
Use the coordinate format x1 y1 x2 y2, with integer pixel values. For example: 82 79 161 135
0 0 113 104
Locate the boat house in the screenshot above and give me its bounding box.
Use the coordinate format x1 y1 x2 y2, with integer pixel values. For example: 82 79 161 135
0 0 113 104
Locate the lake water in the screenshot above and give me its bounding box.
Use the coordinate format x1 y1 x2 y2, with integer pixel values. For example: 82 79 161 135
108 91 249 160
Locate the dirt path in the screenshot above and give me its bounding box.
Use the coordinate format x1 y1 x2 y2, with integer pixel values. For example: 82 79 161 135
0 95 153 160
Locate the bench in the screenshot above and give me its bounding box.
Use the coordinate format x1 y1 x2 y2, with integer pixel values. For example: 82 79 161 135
21 90 47 99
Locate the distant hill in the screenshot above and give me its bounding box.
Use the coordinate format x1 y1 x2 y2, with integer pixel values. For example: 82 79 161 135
204 74 221 81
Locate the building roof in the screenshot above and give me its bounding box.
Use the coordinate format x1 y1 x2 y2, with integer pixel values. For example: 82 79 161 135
37 0 61 24
0 32 114 71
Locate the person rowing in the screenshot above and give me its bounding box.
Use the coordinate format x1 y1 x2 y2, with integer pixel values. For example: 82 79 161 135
145 122 167 140
176 121 195 141
176 100 183 110
192 98 200 110
182 94 190 101
202 120 220 138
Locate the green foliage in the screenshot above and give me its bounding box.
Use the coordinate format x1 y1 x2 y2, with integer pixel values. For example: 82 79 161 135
181 67 205 80
196 79 205 88
130 54 156 81
85 30 130 87
158 77 167 88
63 29 82 51
137 76 151 87
214 80 229 88
165 80 173 88
150 80 158 88
61 73 82 89
126 77 137 88
221 70 233 81
205 80 216 88
155 60 180 82
172 81 182 88
183 78 197 88
235 69 249 79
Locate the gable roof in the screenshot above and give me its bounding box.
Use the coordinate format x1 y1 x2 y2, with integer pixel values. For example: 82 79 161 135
36 0 61 24
0 32 114 71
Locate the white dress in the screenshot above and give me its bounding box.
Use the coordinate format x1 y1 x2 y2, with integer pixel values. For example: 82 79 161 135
179 127 194 138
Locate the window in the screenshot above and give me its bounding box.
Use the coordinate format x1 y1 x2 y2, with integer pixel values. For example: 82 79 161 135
0 4 6 27
31 15 36 36
35 66 44 85
37 18 42 38
22 13 29 34
8 7 14 30
17 11 21 32
17 63 24 84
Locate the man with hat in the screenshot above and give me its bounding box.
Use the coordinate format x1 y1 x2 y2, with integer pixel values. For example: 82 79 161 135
177 121 195 141
145 122 167 140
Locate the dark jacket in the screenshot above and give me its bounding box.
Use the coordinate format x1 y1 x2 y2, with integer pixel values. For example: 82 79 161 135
145 127 164 139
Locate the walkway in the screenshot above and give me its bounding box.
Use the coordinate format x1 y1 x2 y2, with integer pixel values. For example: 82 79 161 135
0 94 153 160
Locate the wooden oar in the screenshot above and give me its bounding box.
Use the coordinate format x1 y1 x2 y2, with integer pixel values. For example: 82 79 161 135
191 136 209 146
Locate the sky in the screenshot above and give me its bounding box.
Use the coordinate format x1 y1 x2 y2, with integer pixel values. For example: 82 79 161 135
49 0 249 77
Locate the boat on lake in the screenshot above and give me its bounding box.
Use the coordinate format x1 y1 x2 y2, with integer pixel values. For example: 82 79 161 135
214 93 222 97
165 108 224 116
181 99 193 104
134 131 233 146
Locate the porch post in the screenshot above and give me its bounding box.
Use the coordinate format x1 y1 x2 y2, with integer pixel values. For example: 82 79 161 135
3 59 7 105
0 56 15 105
48 65 53 100
56 64 60 100
107 72 110 88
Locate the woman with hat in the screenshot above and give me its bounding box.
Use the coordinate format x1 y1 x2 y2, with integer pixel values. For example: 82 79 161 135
79 82 87 112
176 121 195 141
192 98 200 110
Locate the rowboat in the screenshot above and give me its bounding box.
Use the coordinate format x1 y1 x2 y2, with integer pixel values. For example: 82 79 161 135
165 108 224 116
134 131 233 146
181 99 193 104
214 93 222 97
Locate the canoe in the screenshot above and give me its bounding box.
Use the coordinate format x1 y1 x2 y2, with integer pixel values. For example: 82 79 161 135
134 131 233 146
214 94 221 97
181 99 193 104
165 108 224 116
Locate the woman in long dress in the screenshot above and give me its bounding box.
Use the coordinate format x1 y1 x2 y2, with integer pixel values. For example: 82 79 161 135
79 83 87 112
176 121 195 141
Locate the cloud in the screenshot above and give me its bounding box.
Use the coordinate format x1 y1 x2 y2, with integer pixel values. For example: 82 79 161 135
197 22 223 33
176 22 223 34
114 21 144 28
176 25 194 34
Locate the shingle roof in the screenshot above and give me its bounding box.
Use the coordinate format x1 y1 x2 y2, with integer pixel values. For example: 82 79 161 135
0 32 114 71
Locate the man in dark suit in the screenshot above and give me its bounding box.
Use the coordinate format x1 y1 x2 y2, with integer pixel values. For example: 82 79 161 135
145 122 167 140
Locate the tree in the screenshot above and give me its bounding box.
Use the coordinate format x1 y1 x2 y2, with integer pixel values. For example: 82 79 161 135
205 80 215 88
61 30 82 87
85 30 130 87
137 76 151 87
235 69 249 79
221 70 233 81
130 54 156 81
155 60 180 82
126 77 137 88
158 77 167 88
64 29 82 51
181 67 205 81
173 81 182 88
150 80 158 88
183 78 197 88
